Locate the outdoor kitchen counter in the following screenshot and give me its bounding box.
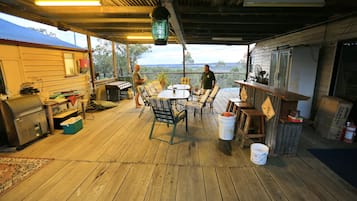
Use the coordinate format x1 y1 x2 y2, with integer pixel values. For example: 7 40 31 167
235 80 309 155
235 80 309 102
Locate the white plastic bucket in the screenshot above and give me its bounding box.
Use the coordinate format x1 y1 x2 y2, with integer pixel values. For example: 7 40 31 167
218 114 236 140
250 143 269 165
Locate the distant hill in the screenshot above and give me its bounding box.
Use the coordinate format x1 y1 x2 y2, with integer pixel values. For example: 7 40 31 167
141 62 244 72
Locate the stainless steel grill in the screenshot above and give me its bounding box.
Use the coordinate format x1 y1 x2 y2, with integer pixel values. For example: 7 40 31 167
0 94 48 148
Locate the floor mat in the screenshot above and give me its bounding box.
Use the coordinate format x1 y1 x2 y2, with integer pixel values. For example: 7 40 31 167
0 157 52 195
308 148 357 188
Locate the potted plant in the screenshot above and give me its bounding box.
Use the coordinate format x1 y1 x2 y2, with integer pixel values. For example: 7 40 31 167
157 72 168 89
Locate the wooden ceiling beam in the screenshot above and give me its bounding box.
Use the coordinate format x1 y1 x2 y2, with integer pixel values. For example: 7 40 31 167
39 6 153 14
61 18 151 23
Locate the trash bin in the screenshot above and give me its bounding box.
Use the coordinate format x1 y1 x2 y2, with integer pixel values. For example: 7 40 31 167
218 112 236 140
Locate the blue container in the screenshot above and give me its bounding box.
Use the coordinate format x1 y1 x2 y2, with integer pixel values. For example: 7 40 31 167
61 116 83 134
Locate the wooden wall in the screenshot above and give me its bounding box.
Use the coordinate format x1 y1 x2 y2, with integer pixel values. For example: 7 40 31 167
0 44 90 101
251 16 357 116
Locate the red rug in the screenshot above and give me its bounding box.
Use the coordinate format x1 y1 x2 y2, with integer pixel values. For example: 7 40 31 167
0 157 52 195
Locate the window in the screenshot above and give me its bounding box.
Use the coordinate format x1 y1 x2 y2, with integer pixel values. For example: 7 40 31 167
0 61 6 94
64 53 77 76
91 37 114 80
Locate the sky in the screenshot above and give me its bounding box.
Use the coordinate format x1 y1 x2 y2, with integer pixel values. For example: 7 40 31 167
0 12 248 65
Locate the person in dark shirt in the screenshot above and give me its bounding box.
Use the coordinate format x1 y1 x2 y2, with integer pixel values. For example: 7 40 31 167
200 64 216 91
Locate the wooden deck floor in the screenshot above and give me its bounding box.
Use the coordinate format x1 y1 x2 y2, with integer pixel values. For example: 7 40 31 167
1 88 356 201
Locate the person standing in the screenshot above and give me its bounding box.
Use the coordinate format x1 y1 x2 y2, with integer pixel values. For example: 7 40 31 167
132 64 145 108
200 64 216 91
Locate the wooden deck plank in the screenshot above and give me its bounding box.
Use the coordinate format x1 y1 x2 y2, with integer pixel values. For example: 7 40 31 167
160 165 179 201
0 160 68 201
67 163 131 201
202 167 223 201
112 164 155 201
284 157 340 200
230 167 271 201
287 157 357 201
254 166 289 201
144 164 167 201
266 157 321 201
25 161 98 201
152 142 170 164
216 167 239 200
176 166 206 201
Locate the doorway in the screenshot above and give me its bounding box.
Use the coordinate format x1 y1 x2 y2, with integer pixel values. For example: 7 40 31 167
331 39 357 123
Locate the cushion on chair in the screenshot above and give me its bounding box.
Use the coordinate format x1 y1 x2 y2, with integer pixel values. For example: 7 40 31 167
199 89 211 103
185 101 203 109
207 86 220 103
143 86 152 96
173 109 186 121
210 85 220 98
145 81 162 97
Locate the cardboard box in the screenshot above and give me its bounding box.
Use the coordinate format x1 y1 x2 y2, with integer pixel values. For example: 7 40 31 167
60 116 83 134
314 96 352 140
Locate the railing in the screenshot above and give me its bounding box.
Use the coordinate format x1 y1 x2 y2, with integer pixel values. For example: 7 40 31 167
137 72 246 89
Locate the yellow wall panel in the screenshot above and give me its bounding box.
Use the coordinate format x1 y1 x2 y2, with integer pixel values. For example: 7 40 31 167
0 44 90 100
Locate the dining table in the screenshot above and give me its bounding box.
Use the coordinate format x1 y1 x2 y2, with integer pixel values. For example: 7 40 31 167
158 89 190 111
167 84 191 90
158 89 190 100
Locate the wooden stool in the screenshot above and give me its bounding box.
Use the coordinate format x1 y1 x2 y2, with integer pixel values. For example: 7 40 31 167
237 109 265 148
226 97 243 112
233 102 254 135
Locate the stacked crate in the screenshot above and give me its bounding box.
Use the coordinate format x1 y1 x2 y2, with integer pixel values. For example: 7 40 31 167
314 96 353 140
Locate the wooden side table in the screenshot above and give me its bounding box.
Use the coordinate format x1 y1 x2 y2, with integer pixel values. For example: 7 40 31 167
45 95 85 133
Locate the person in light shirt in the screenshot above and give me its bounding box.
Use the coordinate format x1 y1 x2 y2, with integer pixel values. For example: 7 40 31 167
132 64 145 108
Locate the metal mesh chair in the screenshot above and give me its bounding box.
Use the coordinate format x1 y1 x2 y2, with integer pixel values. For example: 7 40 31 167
149 97 188 144
138 85 151 118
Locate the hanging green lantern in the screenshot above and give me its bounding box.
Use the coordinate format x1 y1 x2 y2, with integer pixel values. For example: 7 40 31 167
151 6 170 45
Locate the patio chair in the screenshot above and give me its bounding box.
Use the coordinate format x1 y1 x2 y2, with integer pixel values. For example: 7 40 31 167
206 85 220 112
185 89 211 118
148 97 188 145
145 80 162 97
180 77 190 85
138 85 151 118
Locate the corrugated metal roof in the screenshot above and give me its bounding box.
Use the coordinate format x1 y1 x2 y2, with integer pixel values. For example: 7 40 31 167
0 1 357 45
0 18 86 51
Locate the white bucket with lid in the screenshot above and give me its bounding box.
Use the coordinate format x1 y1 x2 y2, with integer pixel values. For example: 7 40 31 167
250 143 269 165
218 113 236 140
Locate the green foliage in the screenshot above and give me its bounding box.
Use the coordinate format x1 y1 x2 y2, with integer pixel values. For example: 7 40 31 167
93 40 114 79
92 39 152 80
216 60 226 67
115 44 152 76
185 51 194 64
157 72 168 87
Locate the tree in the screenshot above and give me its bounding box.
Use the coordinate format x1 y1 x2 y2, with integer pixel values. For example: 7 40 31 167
115 44 152 76
185 51 194 64
93 40 113 79
216 60 226 68
92 39 151 79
